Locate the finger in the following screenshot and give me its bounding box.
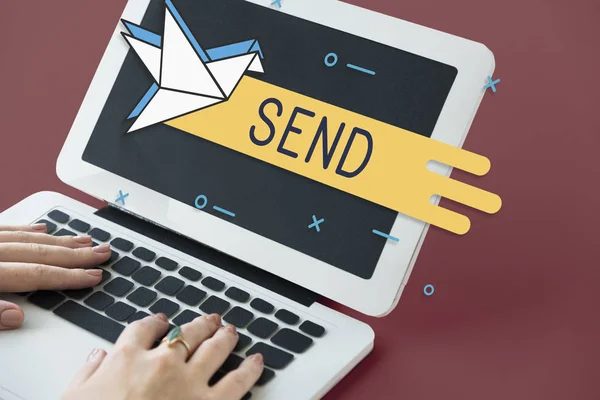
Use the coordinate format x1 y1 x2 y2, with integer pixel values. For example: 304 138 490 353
0 243 111 268
0 231 93 249
68 348 107 386
210 354 264 399
116 313 170 350
190 323 240 379
0 263 103 292
0 224 47 233
0 300 24 330
156 314 221 361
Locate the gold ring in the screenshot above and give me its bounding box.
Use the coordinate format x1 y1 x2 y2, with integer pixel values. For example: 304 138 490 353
161 326 192 359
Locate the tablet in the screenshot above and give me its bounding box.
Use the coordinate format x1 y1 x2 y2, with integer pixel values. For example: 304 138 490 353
57 0 494 316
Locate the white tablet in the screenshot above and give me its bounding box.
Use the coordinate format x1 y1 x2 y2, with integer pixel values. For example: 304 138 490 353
57 0 494 316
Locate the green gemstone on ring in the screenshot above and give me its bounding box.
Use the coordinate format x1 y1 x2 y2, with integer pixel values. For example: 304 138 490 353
167 326 181 342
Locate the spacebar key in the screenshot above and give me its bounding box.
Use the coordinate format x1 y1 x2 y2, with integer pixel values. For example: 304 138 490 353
54 300 125 343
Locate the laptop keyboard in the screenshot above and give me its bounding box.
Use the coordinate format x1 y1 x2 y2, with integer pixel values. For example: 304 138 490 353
25 208 327 399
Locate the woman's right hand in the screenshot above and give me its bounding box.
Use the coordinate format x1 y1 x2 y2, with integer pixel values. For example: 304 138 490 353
63 313 264 400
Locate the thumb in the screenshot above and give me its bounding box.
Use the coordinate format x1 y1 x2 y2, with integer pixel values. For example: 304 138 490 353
69 348 107 386
0 300 24 330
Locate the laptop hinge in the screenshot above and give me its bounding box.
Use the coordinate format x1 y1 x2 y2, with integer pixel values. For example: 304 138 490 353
95 205 318 307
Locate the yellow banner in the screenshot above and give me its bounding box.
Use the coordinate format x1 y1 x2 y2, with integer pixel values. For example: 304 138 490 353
167 77 501 234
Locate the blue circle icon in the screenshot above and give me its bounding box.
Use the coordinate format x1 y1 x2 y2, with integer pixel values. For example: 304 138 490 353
424 284 435 296
324 52 338 67
194 195 208 209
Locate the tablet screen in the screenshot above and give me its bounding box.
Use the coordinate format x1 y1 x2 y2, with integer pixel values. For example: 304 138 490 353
83 0 457 279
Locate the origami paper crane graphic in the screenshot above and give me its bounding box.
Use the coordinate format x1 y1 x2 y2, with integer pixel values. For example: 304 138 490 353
121 0 265 132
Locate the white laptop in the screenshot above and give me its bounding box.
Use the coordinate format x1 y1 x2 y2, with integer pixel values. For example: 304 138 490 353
0 0 494 398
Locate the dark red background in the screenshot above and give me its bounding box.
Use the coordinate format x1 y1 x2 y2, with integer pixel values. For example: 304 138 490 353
1 1 599 399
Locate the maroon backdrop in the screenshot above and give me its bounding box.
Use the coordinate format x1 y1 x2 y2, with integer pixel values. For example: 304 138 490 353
1 1 599 399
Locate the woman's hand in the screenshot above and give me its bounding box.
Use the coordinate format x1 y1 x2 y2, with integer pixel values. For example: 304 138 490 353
0 224 112 330
63 313 264 400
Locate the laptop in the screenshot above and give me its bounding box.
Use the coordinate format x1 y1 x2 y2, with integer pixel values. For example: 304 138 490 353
0 0 494 398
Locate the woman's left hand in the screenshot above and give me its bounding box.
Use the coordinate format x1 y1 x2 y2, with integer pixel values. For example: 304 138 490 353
0 224 112 330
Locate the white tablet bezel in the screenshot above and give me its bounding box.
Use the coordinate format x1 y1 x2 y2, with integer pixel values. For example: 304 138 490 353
56 0 494 317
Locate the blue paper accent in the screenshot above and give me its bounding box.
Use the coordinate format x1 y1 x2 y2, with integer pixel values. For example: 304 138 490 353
346 63 376 76
249 41 264 59
127 83 159 120
213 205 236 217
271 0 282 8
165 0 210 62
308 215 325 232
371 229 399 242
123 21 162 47
206 40 254 61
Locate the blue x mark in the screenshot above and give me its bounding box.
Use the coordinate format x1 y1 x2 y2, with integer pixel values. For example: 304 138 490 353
271 0 282 8
483 76 501 93
308 215 325 232
115 190 129 206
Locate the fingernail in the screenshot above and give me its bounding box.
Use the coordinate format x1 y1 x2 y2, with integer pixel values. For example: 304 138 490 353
73 235 92 244
32 223 47 231
155 313 168 322
86 269 104 276
87 348 99 361
249 353 263 365
93 244 111 253
224 324 237 335
208 314 221 324
0 309 24 328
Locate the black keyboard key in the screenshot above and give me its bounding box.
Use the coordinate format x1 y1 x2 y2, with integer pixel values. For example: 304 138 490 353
92 241 99 247
199 296 230 315
54 300 124 343
209 370 226 386
99 270 112 285
247 318 278 339
36 219 57 234
149 298 180 317
299 321 325 338
28 291 65 310
110 237 134 252
234 332 252 352
172 310 201 325
271 328 313 353
68 219 90 233
112 256 140 276
101 250 120 266
225 287 250 303
250 298 274 314
202 276 225 291
224 307 254 328
242 393 252 400
155 276 184 296
48 210 69 223
127 287 157 307
104 277 134 297
178 266 202 281
105 302 136 322
132 266 161 286
84 292 115 311
246 343 293 370
256 368 276 386
54 228 76 237
176 286 206 306
275 309 299 325
89 228 111 242
63 288 93 300
128 311 150 324
156 257 178 271
132 247 155 262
